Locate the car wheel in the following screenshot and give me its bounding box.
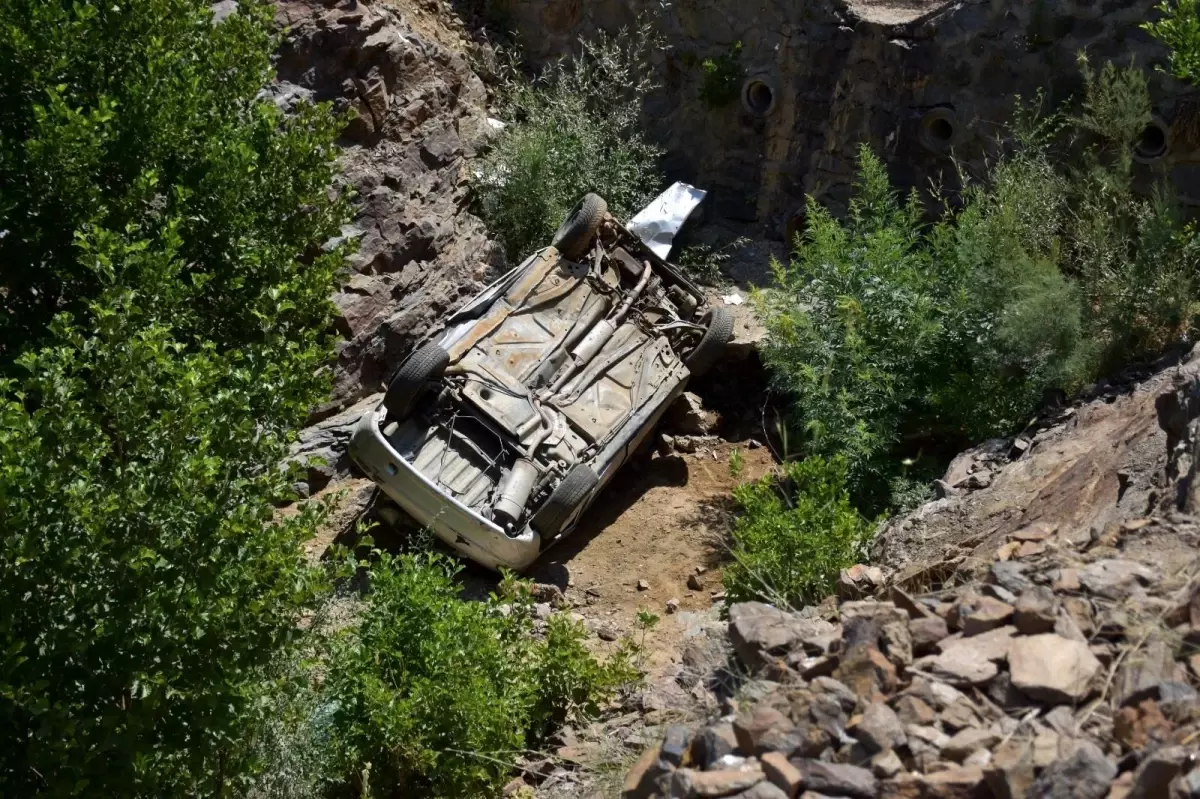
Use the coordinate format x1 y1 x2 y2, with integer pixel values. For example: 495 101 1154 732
530 464 600 537
384 342 449 420
551 193 608 261
684 306 735 377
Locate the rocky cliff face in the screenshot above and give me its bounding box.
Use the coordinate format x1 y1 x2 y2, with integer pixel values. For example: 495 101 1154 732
273 0 502 415
605 348 1200 799
502 0 1194 238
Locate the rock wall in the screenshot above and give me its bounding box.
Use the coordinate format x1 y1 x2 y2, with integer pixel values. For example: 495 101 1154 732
500 0 1198 238
274 0 502 413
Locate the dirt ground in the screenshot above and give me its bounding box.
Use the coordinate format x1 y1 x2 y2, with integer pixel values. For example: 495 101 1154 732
524 440 775 673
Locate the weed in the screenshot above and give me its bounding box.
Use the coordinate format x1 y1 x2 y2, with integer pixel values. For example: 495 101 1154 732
677 236 752 285
322 551 633 798
729 448 745 478
474 13 667 260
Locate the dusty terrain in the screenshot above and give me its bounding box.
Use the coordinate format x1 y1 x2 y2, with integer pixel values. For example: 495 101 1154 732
525 440 775 674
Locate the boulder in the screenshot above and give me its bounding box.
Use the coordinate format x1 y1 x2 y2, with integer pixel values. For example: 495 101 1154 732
1078 559 1157 599
667 392 718 436
1013 586 1058 635
910 616 950 656
952 595 1014 636
733 707 792 755
940 728 999 762
1008 633 1101 704
936 625 1016 664
729 602 841 670
852 702 907 754
692 724 740 770
790 760 878 799
623 743 673 799
663 767 765 798
914 646 998 687
1127 745 1188 799
760 752 803 797
894 694 937 726
733 783 789 799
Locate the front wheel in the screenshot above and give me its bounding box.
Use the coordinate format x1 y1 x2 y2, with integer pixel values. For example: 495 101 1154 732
551 193 608 261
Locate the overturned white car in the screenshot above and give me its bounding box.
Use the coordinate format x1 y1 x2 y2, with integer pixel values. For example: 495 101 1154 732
349 191 733 571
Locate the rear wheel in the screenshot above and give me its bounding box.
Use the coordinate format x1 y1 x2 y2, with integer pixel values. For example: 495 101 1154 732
552 193 607 261
684 306 735 377
384 342 449 420
530 464 599 537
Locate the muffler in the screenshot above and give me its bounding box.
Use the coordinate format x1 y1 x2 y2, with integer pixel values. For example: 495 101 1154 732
494 458 538 530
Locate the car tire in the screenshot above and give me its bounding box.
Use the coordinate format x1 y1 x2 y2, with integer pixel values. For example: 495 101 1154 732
552 193 608 261
384 342 449 420
685 306 735 377
530 464 599 537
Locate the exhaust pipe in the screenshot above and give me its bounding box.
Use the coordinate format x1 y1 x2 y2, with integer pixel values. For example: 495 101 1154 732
548 261 652 393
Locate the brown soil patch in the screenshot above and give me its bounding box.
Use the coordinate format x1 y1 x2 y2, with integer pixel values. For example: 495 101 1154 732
526 441 775 675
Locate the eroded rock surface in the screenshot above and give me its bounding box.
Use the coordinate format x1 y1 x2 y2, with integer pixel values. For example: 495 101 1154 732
874 347 1200 572
274 0 500 414
613 347 1200 799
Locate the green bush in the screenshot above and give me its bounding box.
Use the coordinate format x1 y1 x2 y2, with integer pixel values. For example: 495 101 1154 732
1145 0 1200 83
473 16 666 260
723 457 875 609
677 236 752 285
0 0 346 793
756 60 1199 509
699 41 744 107
324 552 635 799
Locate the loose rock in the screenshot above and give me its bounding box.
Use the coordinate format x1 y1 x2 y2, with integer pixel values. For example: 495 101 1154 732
915 645 999 686
1013 586 1058 635
1028 739 1115 799
1008 633 1101 704
953 594 1015 636
852 702 907 754
791 760 878 799
663 767 765 798
1078 559 1156 599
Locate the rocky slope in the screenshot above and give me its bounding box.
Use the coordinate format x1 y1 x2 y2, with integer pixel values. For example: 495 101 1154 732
600 348 1200 799
273 0 501 416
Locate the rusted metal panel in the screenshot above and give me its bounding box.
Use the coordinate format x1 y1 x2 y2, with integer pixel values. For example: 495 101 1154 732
553 324 684 442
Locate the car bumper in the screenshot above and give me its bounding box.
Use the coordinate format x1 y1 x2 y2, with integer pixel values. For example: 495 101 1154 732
348 405 543 572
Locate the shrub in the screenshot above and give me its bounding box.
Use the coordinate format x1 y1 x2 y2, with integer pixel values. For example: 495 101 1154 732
756 60 1199 508
324 552 634 799
1067 58 1200 368
1144 0 1200 83
0 0 346 793
699 41 744 107
677 236 752 285
723 456 875 609
473 15 666 260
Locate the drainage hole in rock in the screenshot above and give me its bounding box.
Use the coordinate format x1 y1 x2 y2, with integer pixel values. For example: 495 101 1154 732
742 79 775 117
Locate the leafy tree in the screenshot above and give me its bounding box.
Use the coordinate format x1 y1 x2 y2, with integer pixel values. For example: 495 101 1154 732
756 61 1198 510
0 0 347 793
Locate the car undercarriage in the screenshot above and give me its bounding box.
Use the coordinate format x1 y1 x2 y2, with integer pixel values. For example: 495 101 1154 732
350 192 732 569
